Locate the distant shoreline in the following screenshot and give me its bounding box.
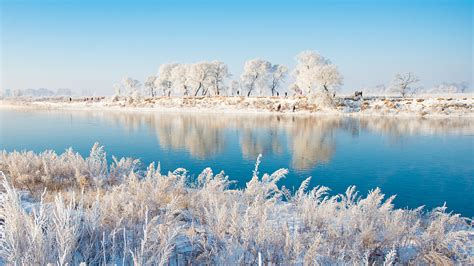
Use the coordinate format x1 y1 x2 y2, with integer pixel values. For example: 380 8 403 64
1 94 473 118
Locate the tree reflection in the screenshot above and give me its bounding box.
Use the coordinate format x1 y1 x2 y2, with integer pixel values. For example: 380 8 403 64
50 109 473 172
237 115 285 160
285 116 341 171
151 114 227 159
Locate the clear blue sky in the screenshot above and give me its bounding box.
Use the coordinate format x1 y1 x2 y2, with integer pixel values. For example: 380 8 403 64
1 0 472 94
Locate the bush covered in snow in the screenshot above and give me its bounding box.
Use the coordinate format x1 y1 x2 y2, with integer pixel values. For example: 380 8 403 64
0 144 472 265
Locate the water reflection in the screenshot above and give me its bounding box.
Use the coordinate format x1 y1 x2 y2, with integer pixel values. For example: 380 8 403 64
151 115 226 159
285 116 340 170
106 112 470 168
6 109 474 172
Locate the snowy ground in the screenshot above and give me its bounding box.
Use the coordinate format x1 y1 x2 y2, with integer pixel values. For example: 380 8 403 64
1 94 472 117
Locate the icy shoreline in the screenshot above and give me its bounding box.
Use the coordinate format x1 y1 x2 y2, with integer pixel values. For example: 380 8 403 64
1 94 472 117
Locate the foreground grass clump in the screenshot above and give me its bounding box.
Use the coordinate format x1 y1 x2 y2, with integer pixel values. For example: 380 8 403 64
0 144 472 265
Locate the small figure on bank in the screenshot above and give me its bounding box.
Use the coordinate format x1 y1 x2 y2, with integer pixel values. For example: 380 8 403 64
277 104 281 112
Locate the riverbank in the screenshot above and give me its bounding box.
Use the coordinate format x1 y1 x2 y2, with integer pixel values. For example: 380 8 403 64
1 94 473 117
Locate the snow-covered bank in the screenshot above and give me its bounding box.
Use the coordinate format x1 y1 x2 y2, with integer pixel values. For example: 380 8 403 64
1 94 472 117
0 144 473 265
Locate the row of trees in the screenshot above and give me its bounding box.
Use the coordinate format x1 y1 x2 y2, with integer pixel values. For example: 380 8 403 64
369 74 468 97
114 51 344 98
114 51 468 99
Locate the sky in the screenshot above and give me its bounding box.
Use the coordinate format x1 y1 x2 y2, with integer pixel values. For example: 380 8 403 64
1 0 472 94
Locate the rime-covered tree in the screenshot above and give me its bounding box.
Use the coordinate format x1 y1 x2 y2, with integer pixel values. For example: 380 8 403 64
292 51 343 96
240 59 271 96
189 62 213 96
229 80 240 96
289 83 302 96
170 64 192 96
427 82 469 94
122 77 141 96
144 75 157 97
208 61 230 96
155 63 179 96
458 82 469 93
269 64 288 96
390 72 419 97
315 64 343 93
113 83 123 96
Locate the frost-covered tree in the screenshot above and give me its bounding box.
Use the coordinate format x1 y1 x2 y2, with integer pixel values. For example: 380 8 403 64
269 64 288 96
113 83 123 96
289 83 302 96
155 63 179 96
240 59 271 96
315 64 343 93
426 82 469 94
170 64 192 96
458 82 469 93
122 77 141 96
144 75 158 97
189 62 213 96
229 80 240 96
292 51 343 96
12 89 22 97
390 72 419 97
208 61 230 96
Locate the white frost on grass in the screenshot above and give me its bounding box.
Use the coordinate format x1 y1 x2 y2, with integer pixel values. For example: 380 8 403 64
1 93 472 117
0 145 473 265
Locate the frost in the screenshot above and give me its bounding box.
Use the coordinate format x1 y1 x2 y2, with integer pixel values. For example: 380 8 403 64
0 145 472 264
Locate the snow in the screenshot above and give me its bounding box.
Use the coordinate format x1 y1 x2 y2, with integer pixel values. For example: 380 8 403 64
0 95 472 264
0 147 472 264
0 94 472 118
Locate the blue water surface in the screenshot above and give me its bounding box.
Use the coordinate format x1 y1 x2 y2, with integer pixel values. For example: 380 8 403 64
1 108 473 217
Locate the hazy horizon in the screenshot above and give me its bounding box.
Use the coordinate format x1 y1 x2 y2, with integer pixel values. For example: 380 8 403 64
1 0 472 94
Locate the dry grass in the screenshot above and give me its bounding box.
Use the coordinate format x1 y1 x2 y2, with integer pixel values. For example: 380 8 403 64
0 144 472 265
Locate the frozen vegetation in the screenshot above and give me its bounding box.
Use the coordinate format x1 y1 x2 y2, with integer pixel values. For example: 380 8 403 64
2 50 472 116
0 144 473 265
1 93 472 117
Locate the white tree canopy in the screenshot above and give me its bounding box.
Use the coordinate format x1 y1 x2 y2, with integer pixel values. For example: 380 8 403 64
208 61 230 96
292 51 343 96
125 51 348 99
188 62 213 96
144 75 157 97
229 80 240 96
122 77 141 96
155 63 179 96
269 64 288 96
240 59 271 96
113 83 123 96
170 64 192 96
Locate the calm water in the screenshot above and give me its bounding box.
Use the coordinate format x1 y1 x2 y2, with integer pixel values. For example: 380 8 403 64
1 108 473 217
